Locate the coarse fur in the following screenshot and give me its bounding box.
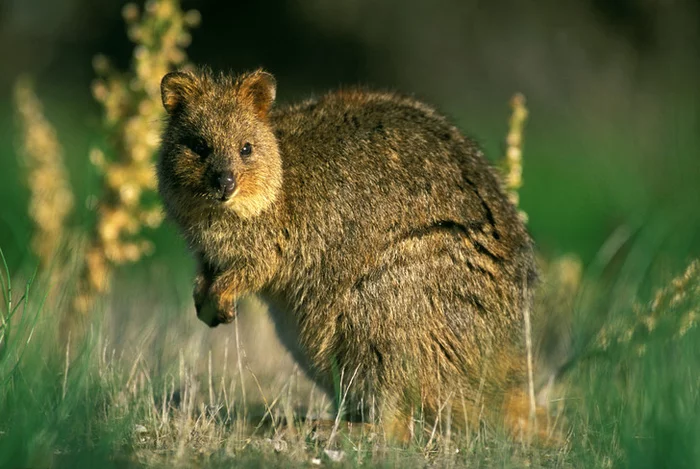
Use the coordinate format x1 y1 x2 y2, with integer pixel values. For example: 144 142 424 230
157 68 540 441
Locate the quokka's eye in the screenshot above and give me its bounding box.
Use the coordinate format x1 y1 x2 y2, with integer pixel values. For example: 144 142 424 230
184 137 210 159
240 142 253 158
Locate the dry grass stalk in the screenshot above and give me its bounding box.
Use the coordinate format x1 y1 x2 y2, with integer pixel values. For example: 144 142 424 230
522 275 537 440
499 92 537 439
74 0 200 314
13 79 74 268
326 365 360 449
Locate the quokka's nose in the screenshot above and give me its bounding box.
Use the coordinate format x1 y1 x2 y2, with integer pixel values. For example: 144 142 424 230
216 171 236 201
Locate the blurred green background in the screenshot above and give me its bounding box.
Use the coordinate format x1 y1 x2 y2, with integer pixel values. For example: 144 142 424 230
1 0 699 271
1 2 700 467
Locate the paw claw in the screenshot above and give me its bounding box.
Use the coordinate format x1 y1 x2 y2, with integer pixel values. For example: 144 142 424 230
195 296 236 327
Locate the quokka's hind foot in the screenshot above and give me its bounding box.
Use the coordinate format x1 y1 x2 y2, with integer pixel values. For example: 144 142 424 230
502 388 567 446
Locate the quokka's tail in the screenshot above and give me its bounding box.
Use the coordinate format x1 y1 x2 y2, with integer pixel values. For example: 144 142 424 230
531 255 581 405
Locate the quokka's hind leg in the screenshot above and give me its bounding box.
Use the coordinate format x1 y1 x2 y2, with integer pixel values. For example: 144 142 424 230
378 394 414 445
381 413 413 444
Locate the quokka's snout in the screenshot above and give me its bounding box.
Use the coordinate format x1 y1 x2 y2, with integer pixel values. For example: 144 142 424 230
210 169 236 202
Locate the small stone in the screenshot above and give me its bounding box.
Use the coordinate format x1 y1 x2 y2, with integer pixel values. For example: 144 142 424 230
273 438 288 453
134 424 147 434
323 449 345 462
264 437 288 453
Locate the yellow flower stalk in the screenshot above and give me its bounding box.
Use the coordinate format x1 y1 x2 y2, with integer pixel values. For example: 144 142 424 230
500 93 528 222
74 0 199 314
14 79 74 268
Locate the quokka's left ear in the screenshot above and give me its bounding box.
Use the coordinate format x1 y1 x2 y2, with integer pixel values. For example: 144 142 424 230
161 70 200 114
238 69 277 119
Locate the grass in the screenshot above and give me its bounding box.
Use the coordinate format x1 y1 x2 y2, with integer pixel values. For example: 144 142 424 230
1 216 700 468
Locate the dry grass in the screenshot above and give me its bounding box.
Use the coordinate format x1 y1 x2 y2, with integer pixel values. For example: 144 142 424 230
55 290 573 468
595 258 700 356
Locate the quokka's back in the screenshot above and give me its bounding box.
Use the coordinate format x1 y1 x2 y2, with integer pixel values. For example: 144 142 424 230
157 69 540 441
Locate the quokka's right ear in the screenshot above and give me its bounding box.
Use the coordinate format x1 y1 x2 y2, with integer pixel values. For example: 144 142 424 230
161 71 198 114
238 69 277 119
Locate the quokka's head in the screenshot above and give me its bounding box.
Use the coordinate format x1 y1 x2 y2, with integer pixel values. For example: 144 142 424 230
158 69 282 220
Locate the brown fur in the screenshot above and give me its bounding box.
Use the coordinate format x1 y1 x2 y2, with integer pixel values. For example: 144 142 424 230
157 68 540 441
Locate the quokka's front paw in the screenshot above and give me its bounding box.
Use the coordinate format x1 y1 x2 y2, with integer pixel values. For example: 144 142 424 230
195 291 237 328
193 274 210 313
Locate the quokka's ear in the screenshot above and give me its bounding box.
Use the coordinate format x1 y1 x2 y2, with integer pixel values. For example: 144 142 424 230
161 71 198 114
238 69 277 119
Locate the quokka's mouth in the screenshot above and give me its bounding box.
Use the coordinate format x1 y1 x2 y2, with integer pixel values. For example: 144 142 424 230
217 187 239 203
